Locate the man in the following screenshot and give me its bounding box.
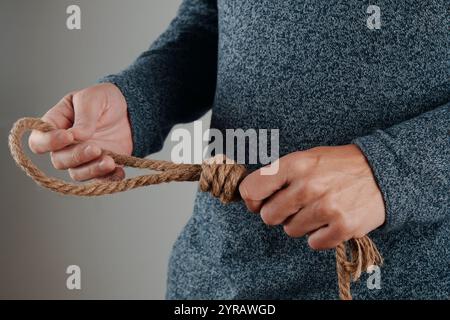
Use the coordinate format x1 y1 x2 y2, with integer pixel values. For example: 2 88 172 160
29 0 449 299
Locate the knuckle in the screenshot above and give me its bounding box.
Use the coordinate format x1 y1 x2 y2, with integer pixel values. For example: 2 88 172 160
62 93 74 104
50 153 64 170
290 190 303 207
333 226 348 240
307 154 322 169
321 196 340 215
286 152 306 173
302 178 323 200
73 88 96 107
315 204 332 220
88 164 99 179
316 197 356 237
71 148 83 166
72 91 89 110
353 231 366 239
316 197 339 221
48 135 61 150
72 90 85 102
334 215 354 237
239 179 258 201
239 183 250 201
290 152 320 172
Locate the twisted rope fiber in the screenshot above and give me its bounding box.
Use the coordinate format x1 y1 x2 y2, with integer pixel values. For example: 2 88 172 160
8 117 383 300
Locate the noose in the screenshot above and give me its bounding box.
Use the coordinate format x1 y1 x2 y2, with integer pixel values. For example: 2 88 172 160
8 117 383 300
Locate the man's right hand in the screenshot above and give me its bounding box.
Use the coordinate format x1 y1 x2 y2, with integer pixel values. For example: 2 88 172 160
29 83 133 181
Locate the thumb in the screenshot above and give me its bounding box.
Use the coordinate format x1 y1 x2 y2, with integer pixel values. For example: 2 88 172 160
68 90 103 141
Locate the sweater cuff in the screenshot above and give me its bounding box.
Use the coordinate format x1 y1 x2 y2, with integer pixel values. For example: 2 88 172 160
98 75 164 158
353 133 409 233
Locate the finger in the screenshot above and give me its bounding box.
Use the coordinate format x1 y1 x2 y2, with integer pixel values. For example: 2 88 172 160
244 199 264 213
307 224 348 250
259 179 321 225
41 93 76 129
68 155 116 182
29 129 74 154
50 142 102 170
29 94 76 154
96 167 126 182
239 160 288 202
259 186 301 226
282 202 328 238
68 90 103 141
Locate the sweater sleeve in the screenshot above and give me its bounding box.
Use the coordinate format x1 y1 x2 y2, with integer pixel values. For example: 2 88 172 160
353 103 450 233
99 0 218 157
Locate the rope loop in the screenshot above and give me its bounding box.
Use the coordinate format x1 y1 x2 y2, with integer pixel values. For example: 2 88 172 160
8 117 382 300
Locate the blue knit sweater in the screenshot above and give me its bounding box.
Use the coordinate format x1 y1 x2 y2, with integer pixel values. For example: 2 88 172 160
101 0 450 299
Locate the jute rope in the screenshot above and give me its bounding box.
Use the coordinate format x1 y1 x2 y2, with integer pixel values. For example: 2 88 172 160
8 117 382 300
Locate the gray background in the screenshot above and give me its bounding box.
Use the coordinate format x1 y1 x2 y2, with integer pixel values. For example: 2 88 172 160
0 0 212 299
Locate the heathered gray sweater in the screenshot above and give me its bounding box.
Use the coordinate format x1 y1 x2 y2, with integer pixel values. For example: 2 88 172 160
101 0 450 299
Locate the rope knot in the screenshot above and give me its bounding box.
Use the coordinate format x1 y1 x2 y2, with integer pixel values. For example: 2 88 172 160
8 117 383 300
199 155 247 204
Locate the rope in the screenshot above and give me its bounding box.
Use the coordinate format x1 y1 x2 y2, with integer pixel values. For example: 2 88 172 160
336 237 383 300
8 117 383 300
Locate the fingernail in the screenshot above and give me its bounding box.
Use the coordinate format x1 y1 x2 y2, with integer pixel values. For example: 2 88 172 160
85 145 101 157
260 207 267 216
99 159 109 170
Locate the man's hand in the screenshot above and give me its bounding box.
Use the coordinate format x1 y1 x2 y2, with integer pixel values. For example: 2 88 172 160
28 83 133 181
239 145 385 250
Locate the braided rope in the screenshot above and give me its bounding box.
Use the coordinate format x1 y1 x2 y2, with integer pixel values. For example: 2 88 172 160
8 117 383 300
